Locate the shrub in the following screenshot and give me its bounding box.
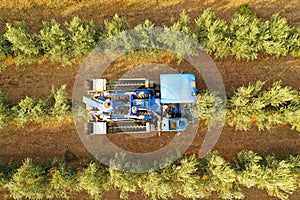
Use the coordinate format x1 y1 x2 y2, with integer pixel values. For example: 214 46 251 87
201 152 244 199
50 84 71 119
12 96 52 126
194 8 215 48
284 105 300 131
102 14 133 59
254 81 300 130
6 158 48 199
260 14 292 57
227 81 265 131
236 150 263 188
79 163 109 200
254 109 284 131
0 85 71 129
158 26 199 63
105 30 138 58
0 160 18 190
65 16 103 57
258 156 298 200
259 81 300 106
286 155 300 178
172 155 208 199
109 168 139 199
170 10 192 36
39 19 70 63
229 7 262 60
4 22 40 62
194 9 231 58
227 81 300 131
236 150 299 200
104 14 130 37
192 91 226 125
235 4 255 16
108 153 141 199
0 35 12 57
134 19 157 50
0 36 12 70
139 166 175 200
288 25 300 56
46 162 78 199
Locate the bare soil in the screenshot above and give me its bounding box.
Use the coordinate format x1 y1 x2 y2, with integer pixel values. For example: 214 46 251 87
2 54 300 102
0 53 300 200
1 0 300 35
0 0 300 199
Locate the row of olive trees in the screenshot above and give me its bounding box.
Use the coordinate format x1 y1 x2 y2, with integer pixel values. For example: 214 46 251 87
192 80 300 132
1 81 300 132
0 150 299 200
0 85 71 128
1 14 130 65
1 5 300 66
3 17 102 64
178 5 300 60
227 81 300 131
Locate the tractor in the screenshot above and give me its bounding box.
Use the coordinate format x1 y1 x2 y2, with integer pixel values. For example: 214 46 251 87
82 74 197 134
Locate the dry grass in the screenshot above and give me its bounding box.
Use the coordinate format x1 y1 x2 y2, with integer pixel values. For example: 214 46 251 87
1 0 300 24
0 0 155 9
0 0 299 33
0 0 74 9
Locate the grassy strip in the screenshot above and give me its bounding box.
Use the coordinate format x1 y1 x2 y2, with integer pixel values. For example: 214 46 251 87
1 5 300 67
0 150 299 200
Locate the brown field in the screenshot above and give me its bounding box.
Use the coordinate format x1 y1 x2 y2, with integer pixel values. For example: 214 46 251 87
0 0 300 199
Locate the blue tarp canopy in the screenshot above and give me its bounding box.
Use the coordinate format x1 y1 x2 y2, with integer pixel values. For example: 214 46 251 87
160 74 196 104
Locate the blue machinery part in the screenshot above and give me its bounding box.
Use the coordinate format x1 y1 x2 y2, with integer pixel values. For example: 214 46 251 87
160 74 196 104
82 74 197 134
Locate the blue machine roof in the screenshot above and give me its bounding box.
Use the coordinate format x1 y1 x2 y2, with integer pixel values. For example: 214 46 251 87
160 74 196 104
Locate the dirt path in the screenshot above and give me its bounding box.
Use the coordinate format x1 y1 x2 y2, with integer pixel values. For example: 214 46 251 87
1 54 300 102
1 0 300 35
1 119 299 162
1 187 300 200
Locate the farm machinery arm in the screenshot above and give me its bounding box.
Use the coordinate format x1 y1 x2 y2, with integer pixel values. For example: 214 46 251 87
82 74 197 134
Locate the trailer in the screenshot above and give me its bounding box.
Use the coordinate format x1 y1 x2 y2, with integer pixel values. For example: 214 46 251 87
82 74 197 134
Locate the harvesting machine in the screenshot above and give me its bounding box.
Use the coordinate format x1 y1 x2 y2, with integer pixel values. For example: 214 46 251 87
82 74 197 134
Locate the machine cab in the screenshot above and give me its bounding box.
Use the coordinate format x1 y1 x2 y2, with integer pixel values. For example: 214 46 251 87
161 117 188 131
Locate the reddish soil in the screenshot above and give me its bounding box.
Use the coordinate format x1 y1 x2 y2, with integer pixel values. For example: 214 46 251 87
0 53 300 199
1 119 299 163
0 0 300 199
2 54 300 103
1 188 300 200
1 0 300 35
